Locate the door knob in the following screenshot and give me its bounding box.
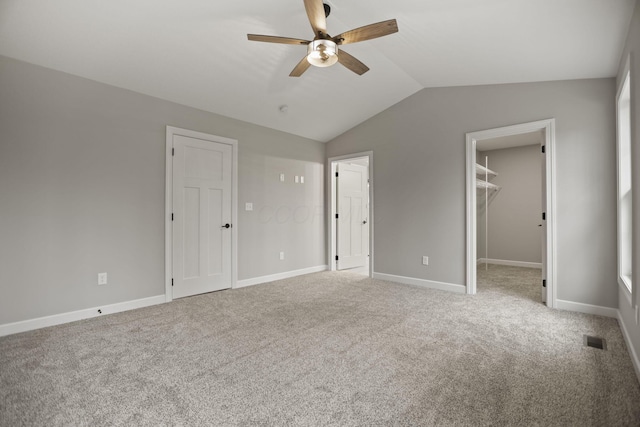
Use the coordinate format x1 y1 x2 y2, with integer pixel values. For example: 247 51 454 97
221 223 231 229
363 220 367 225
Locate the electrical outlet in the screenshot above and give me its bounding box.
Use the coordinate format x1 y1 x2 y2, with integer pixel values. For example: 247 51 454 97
245 202 253 211
98 272 107 285
279 252 285 260
422 256 429 266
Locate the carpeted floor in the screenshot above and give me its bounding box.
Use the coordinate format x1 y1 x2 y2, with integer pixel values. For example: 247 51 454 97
1 266 639 426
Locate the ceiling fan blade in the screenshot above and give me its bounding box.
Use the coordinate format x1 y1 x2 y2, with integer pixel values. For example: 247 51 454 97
247 34 310 45
333 19 398 45
289 56 311 77
337 49 369 75
304 0 327 37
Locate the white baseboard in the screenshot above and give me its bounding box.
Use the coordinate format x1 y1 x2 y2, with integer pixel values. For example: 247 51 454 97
555 299 618 318
373 272 466 294
477 258 542 269
617 310 640 384
235 265 328 289
0 295 166 338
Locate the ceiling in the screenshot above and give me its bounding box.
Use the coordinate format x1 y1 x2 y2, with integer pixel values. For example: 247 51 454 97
478 130 542 151
0 0 635 142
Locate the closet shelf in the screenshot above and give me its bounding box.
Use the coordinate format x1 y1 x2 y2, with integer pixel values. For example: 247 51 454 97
475 163 498 178
476 180 500 191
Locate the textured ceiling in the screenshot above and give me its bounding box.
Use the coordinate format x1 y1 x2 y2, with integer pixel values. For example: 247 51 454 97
0 0 635 142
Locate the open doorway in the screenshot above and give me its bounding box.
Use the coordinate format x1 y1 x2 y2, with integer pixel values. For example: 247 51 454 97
477 133 544 303
328 152 373 277
466 120 556 307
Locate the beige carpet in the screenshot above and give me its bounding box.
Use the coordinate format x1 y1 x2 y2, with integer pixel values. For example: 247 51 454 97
1 266 639 426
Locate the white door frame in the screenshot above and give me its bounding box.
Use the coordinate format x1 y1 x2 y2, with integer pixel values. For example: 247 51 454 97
465 119 557 308
328 151 374 277
165 126 238 302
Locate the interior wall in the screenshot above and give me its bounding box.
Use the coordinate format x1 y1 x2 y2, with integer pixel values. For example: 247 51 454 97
326 78 617 308
617 0 640 372
0 55 326 325
479 145 542 264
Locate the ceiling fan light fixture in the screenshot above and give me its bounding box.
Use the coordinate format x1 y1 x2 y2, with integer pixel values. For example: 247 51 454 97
306 39 338 67
247 0 398 76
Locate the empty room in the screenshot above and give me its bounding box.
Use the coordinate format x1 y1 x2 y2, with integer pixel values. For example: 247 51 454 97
2 0 640 425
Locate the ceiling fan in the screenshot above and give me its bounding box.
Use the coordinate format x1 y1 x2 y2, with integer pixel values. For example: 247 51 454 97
247 0 398 77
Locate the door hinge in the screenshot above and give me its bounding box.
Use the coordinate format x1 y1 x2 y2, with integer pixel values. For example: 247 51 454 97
172 278 174 287
541 145 546 154
542 212 546 221
335 255 339 261
335 172 339 178
542 279 546 288
335 213 339 219
172 148 175 156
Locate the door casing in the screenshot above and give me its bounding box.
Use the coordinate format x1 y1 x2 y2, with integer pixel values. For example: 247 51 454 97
165 126 238 302
465 119 557 307
328 151 374 276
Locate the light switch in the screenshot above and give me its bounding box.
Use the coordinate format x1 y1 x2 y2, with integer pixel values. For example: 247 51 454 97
279 173 285 182
295 176 299 183
245 203 253 211
300 176 304 184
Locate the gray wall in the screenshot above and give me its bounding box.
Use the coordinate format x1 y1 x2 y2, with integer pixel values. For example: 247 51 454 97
327 78 617 308
617 0 640 371
0 55 325 325
478 145 542 263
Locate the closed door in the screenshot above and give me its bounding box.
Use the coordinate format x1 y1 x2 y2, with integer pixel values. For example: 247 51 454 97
337 162 368 270
172 135 232 298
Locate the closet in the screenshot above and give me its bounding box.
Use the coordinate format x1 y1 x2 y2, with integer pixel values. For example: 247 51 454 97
475 143 543 271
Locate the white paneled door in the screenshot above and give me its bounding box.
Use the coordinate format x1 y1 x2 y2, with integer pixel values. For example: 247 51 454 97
172 135 232 298
337 162 369 270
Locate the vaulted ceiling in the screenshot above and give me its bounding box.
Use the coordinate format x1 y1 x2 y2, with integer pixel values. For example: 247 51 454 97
0 0 635 142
